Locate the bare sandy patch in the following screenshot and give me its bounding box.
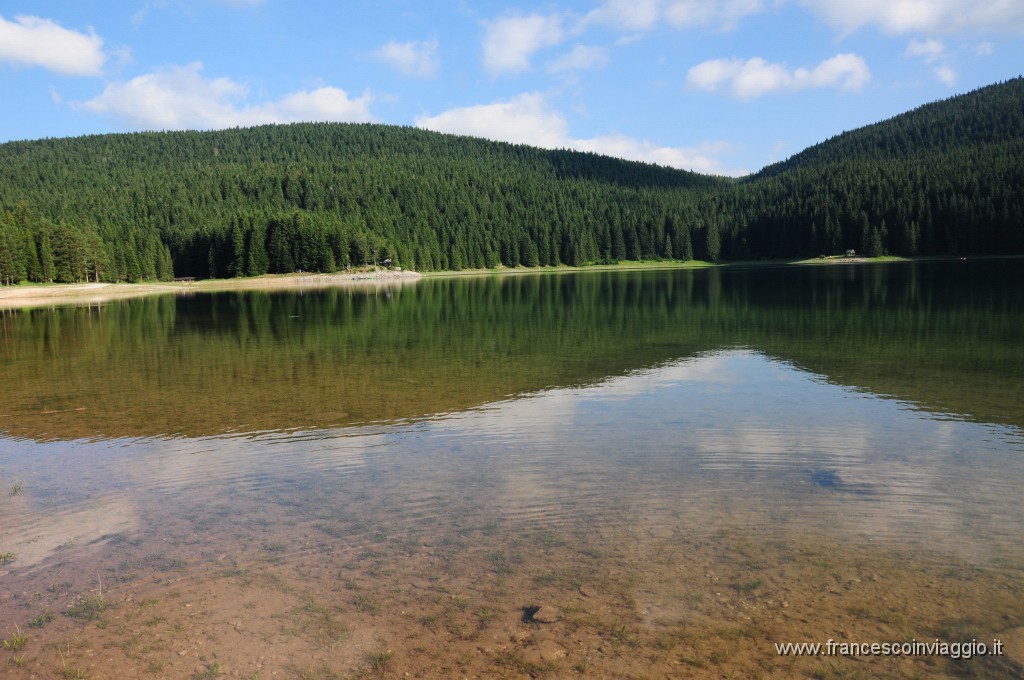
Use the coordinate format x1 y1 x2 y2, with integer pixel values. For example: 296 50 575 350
0 270 422 309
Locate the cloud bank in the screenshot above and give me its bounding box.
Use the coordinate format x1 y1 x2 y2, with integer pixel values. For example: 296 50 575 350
0 14 107 76
482 13 566 75
584 0 767 31
799 0 1024 35
80 62 374 129
371 39 439 78
415 92 738 175
687 53 871 99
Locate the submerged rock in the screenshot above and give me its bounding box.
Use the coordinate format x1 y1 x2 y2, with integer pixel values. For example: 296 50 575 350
531 606 561 623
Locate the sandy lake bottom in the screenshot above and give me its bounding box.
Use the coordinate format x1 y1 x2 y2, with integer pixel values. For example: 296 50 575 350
3 349 1024 679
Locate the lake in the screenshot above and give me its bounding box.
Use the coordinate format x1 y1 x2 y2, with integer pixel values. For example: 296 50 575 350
1 260 1022 678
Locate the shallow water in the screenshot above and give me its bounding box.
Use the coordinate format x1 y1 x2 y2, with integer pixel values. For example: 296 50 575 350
1 261 1023 678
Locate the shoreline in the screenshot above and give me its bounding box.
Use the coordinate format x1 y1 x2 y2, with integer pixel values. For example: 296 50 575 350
1 255 1016 309
0 269 422 310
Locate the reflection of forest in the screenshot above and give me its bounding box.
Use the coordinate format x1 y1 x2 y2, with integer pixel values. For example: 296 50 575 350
1 261 1020 441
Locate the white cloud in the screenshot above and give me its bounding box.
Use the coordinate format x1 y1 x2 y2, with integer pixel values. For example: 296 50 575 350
664 0 767 29
0 14 106 76
686 53 871 99
573 136 740 175
371 39 439 78
800 0 1024 35
482 2 767 78
904 38 945 62
975 41 994 56
79 62 373 129
585 0 663 31
415 92 569 148
482 13 565 76
270 87 374 122
547 44 610 73
584 0 766 31
415 92 740 175
903 38 958 85
688 57 790 99
934 65 958 85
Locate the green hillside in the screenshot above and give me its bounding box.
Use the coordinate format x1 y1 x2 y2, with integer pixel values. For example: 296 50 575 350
1 78 1022 284
755 78 1024 176
737 78 1024 257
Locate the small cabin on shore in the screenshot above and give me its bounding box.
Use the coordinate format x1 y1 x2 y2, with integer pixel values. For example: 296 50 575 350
845 249 856 258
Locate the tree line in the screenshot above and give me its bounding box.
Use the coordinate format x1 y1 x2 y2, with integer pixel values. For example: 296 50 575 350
1 78 1021 284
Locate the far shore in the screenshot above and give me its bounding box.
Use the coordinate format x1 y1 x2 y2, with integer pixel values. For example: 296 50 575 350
0 269 422 310
1 254 1016 310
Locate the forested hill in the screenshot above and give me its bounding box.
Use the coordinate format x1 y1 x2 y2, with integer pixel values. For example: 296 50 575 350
733 78 1024 258
1 77 1022 284
0 125 728 283
753 78 1024 178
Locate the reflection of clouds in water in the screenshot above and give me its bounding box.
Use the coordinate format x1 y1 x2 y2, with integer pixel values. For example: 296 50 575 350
588 350 743 401
690 420 870 462
930 419 958 450
0 429 383 575
3 348 1022 575
431 349 1024 563
436 351 749 452
123 430 376 494
1 494 140 570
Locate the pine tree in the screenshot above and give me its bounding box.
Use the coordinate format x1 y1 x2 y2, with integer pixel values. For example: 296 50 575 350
246 223 270 276
228 220 246 278
705 221 721 262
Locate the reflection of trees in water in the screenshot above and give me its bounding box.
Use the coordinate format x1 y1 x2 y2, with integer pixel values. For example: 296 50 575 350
0 261 1020 440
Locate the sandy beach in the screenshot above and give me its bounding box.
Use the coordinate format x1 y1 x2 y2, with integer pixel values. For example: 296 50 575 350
0 269 422 310
2 255 998 310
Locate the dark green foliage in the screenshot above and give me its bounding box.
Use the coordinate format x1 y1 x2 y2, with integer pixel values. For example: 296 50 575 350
735 78 1024 259
0 78 1021 283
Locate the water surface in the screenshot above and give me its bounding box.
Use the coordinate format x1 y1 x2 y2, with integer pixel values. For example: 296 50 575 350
1 261 1022 678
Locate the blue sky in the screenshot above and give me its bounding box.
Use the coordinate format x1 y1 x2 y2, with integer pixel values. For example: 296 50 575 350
2 1 1022 176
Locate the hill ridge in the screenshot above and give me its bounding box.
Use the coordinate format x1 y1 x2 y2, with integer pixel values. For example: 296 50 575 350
1 77 1021 283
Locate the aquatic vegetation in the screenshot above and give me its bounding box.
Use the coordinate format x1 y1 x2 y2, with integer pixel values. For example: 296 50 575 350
57 641 86 679
64 588 108 620
354 593 380 614
492 649 557 675
28 609 55 628
192 660 222 679
3 625 29 651
367 649 394 674
9 481 23 497
489 551 515 575
732 579 763 593
295 600 348 646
